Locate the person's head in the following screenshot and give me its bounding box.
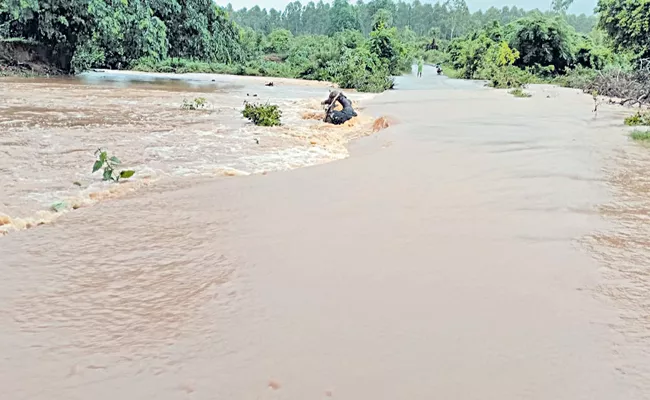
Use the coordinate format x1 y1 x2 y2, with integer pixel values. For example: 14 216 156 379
328 90 341 99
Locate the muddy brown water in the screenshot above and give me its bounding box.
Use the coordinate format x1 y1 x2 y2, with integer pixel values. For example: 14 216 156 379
1 68 650 399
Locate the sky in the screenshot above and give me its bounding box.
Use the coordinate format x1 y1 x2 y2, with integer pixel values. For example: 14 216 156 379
216 0 597 15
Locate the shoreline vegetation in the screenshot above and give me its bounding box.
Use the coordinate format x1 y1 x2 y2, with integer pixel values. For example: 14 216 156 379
0 0 648 101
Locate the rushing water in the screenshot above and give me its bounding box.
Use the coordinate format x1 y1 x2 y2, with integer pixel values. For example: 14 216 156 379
1 67 650 399
0 71 379 233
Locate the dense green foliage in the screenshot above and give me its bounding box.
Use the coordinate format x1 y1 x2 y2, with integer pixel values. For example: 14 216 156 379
509 16 575 72
227 0 597 38
1 0 647 98
597 0 650 60
444 12 620 88
242 102 282 126
0 0 244 72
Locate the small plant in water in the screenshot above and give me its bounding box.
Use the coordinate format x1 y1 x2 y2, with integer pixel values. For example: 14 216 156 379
242 101 282 126
92 149 135 182
509 88 531 98
624 111 650 126
181 97 208 110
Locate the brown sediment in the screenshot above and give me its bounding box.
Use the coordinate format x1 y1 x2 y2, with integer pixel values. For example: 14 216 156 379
301 111 324 120
372 116 392 132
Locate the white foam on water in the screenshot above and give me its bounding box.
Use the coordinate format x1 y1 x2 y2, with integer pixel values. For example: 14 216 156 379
0 74 382 234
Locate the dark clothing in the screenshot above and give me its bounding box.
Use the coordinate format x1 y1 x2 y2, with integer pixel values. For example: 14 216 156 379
328 108 357 125
323 93 357 125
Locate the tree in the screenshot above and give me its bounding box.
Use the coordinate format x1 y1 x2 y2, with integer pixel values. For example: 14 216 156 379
368 9 406 75
551 0 574 14
508 16 576 73
327 0 360 35
266 28 293 53
282 1 303 34
89 0 168 68
445 0 469 39
597 0 650 59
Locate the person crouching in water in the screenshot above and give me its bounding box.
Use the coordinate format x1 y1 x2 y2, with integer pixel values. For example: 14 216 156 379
322 90 357 125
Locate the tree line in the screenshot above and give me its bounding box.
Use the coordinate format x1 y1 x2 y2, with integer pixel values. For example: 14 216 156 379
226 0 597 39
1 0 649 97
0 0 245 73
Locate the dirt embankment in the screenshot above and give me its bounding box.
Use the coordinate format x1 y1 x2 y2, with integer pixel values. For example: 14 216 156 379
0 40 64 76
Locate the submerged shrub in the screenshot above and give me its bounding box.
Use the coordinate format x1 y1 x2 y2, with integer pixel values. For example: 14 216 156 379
242 102 282 126
181 97 208 110
509 88 531 97
630 130 650 142
625 111 650 127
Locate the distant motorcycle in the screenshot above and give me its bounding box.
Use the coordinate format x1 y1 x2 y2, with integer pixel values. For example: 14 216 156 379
436 67 443 75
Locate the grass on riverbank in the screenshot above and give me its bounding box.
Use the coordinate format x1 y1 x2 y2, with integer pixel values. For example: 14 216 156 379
131 57 296 78
630 130 650 142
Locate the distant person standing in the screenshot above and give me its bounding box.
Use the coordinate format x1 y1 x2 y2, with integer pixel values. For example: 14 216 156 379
417 59 423 77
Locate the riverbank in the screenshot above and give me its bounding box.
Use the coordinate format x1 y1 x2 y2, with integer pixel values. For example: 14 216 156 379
0 39 64 76
1 71 649 399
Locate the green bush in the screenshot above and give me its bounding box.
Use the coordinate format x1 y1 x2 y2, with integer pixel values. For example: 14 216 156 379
265 29 293 54
242 102 282 126
327 47 393 92
630 131 650 142
131 57 239 74
181 97 208 110
509 88 531 97
71 40 105 74
574 36 612 70
625 112 650 127
554 65 598 88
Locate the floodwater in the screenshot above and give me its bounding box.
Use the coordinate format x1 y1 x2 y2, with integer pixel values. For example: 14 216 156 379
1 66 650 399
0 70 378 232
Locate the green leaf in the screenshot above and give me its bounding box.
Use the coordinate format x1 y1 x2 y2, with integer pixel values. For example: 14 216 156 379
109 156 121 164
92 160 103 173
103 168 113 181
50 201 66 212
119 170 135 179
99 151 107 162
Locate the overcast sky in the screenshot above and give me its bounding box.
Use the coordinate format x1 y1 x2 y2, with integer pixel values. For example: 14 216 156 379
217 0 597 15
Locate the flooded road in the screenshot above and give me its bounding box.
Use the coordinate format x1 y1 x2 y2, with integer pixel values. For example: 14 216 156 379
1 68 650 399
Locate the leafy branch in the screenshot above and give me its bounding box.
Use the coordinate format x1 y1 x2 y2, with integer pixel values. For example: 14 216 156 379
92 149 135 182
